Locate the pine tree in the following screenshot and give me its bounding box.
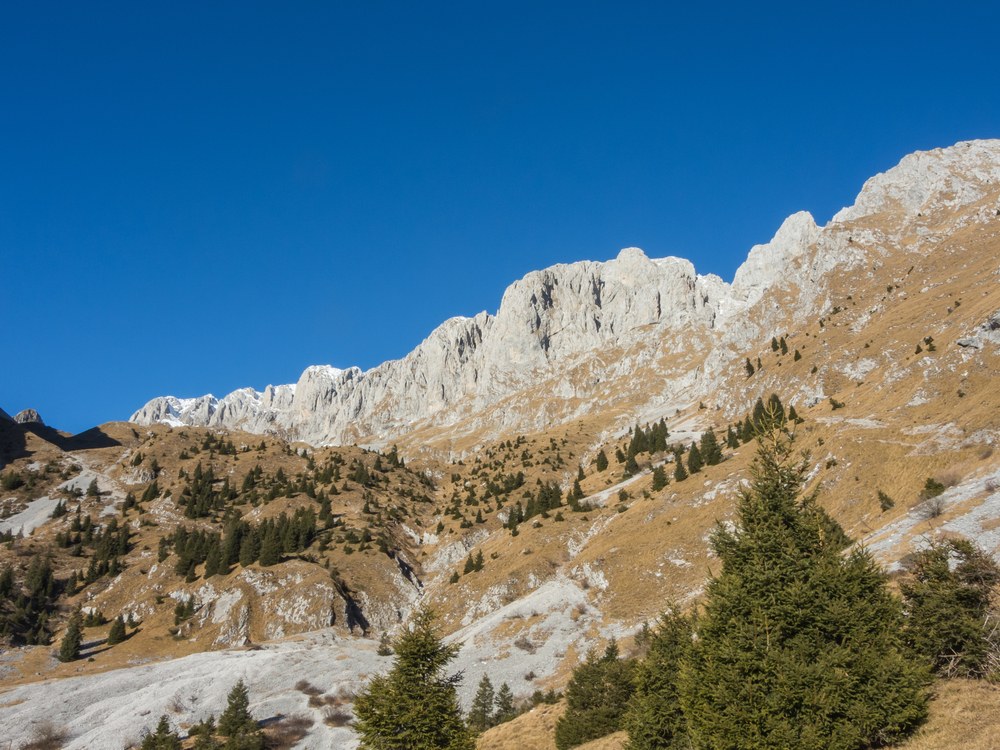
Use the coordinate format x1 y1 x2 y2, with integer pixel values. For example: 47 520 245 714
107 614 126 645
651 466 668 492
58 608 83 662
555 641 636 750
726 425 740 450
699 429 723 466
900 539 1000 679
141 716 182 750
468 675 496 733
494 682 516 725
686 443 703 474
595 450 609 472
354 608 475 749
672 453 688 483
142 716 182 749
623 609 691 750
624 455 640 478
744 358 755 377
678 428 929 750
218 679 264 748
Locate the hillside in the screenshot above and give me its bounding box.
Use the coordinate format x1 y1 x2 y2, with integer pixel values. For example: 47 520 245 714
1 139 999 748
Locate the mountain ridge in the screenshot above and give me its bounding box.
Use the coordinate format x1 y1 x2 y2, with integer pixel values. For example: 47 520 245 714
130 139 1000 450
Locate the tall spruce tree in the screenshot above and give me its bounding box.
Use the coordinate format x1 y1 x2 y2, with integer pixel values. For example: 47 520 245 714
554 641 636 750
141 716 182 750
679 428 929 750
58 608 83 662
623 608 691 750
218 679 264 748
900 538 1000 679
699 430 723 466
468 675 496 733
686 443 703 475
354 608 474 750
106 614 126 645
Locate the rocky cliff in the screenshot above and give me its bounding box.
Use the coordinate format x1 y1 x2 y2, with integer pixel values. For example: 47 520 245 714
131 140 1000 448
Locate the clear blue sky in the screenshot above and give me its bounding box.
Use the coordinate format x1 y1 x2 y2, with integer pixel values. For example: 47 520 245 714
2 2 998 433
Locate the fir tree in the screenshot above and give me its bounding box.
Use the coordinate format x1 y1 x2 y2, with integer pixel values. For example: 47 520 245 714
595 450 609 472
623 609 691 750
699 429 723 466
744 358 755 377
468 675 496 733
218 679 264 748
142 716 182 750
494 682 516 725
107 614 126 645
354 608 474 749
672 453 688 483
651 466 668 492
678 428 929 750
555 641 636 750
686 443 703 474
58 608 83 662
624 454 640 478
900 539 1000 679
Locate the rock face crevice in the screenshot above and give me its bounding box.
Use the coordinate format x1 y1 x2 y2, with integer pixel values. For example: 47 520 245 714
130 140 1000 448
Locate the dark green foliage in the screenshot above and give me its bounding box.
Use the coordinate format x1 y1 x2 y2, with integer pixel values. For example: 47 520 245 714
624 610 691 750
377 631 394 656
468 674 496 733
878 490 895 512
624 455 640 478
726 426 740 450
651 466 668 492
900 539 1000 678
699 430 723 466
744 358 755 377
218 679 264 748
106 614 127 645
142 715 182 749
595 450 609 472
829 396 845 410
920 478 945 500
686 443 702 475
554 641 636 749
793 349 802 361
770 336 779 352
779 337 788 355
679 429 929 750
1 470 25 490
354 608 474 749
0 555 58 645
493 682 516 725
58 608 83 662
672 451 688 483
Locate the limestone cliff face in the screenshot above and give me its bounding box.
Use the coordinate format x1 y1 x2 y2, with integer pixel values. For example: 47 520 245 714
131 140 1000 447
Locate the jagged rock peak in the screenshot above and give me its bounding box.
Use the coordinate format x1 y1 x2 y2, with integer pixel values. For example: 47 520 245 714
129 139 1000 447
833 139 1000 224
14 409 44 425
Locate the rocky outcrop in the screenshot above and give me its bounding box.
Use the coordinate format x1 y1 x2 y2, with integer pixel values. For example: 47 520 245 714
131 140 1000 447
13 409 43 425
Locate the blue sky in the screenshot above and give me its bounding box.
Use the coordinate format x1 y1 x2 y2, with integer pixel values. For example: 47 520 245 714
2 2 998 433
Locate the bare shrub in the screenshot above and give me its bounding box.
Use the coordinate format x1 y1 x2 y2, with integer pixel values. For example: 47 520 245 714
21 721 69 750
986 478 999 493
920 496 947 520
323 705 353 727
513 635 537 654
295 679 322 696
266 714 315 749
937 470 962 489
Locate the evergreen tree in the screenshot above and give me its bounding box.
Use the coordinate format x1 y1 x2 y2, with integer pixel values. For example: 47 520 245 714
494 683 516 725
686 443 703 474
595 450 609 472
107 614 126 645
218 679 264 748
699 429 723 466
744 358 755 377
468 675 496 733
900 539 1000 679
354 608 474 749
624 455 640 478
651 466 668 492
141 716 182 750
555 641 636 750
672 453 688 483
258 525 281 567
726 425 740 450
58 608 83 662
679 428 929 750
623 609 691 750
